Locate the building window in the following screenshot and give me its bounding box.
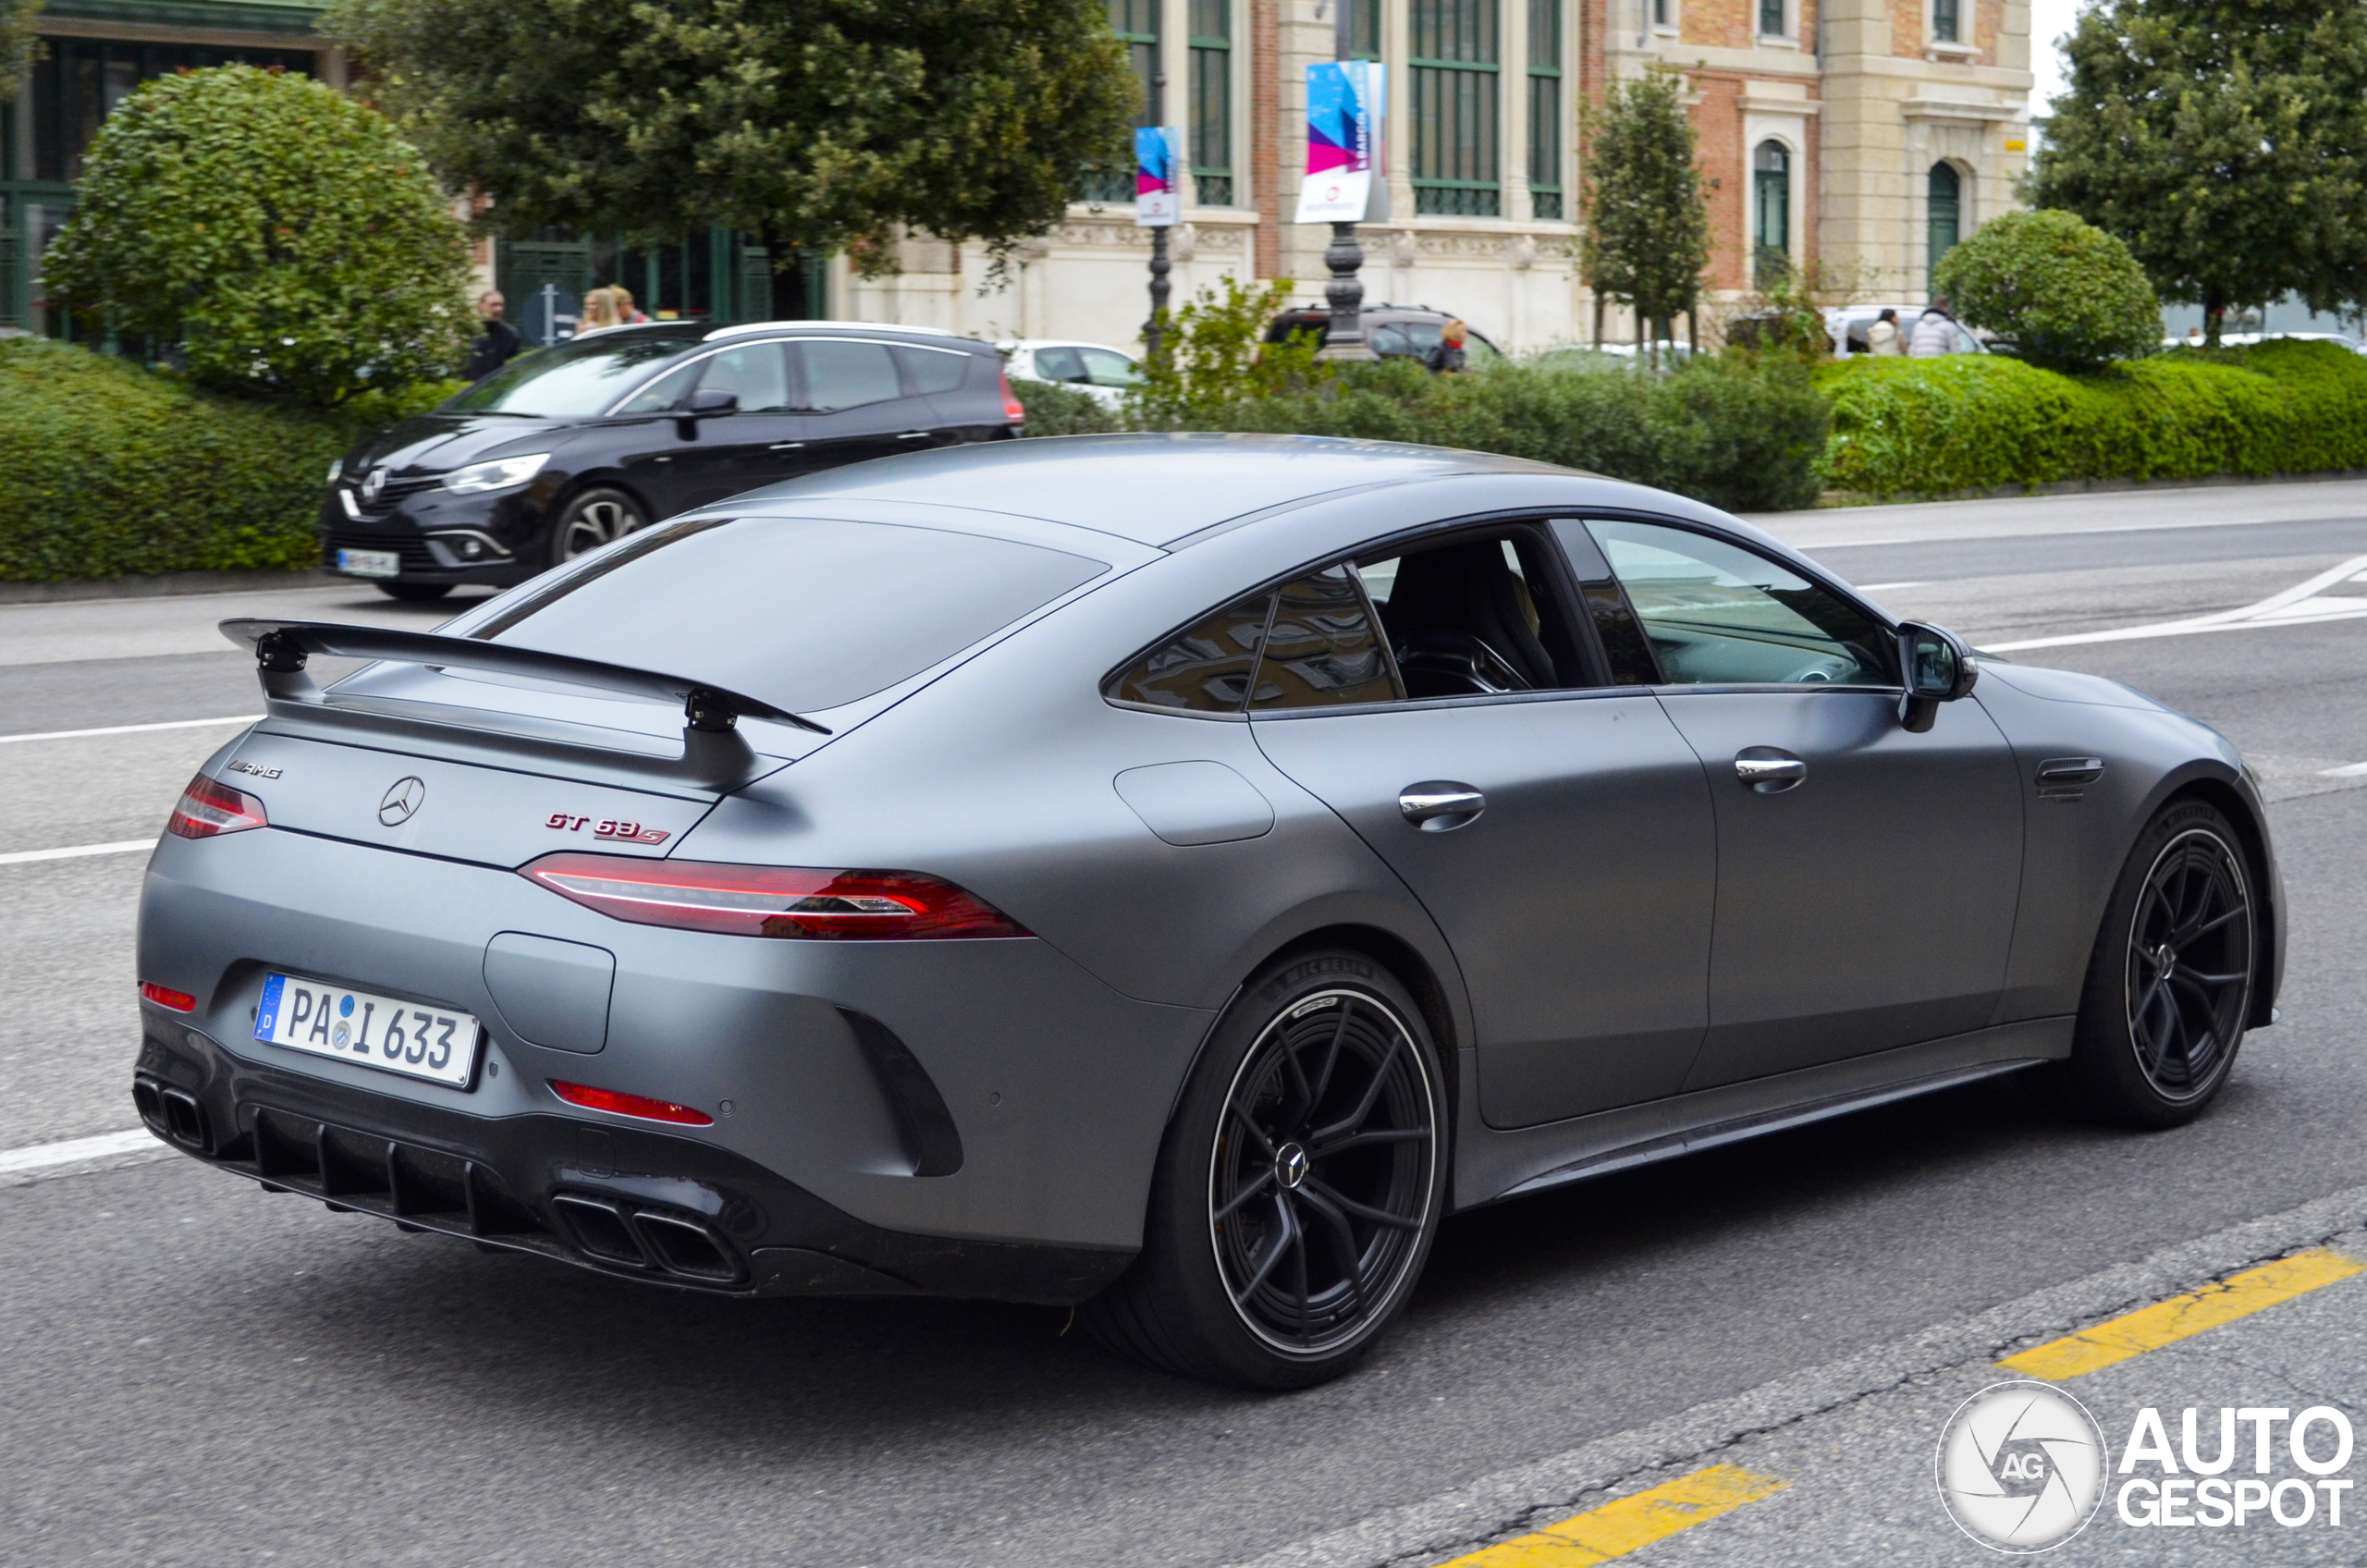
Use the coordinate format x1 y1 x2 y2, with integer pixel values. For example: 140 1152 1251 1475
1759 0 1785 37
1652 0 1673 27
25 38 315 183
1753 140 1790 285
1928 162 1961 292
1527 0 1562 219
1189 0 1233 205
1345 0 1384 58
1412 0 1502 216
1085 0 1161 202
1932 0 1960 44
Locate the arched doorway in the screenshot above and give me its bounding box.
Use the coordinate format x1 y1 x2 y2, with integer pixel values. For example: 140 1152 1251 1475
1928 163 1962 296
1753 141 1791 287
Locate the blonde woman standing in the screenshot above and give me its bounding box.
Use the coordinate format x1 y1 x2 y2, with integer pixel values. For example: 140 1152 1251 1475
575 286 623 337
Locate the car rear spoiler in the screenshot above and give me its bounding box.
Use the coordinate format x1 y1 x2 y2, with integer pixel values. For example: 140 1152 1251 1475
220 619 828 790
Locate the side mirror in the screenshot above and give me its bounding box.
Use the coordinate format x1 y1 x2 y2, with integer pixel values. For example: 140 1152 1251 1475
1896 622 1977 732
683 387 738 418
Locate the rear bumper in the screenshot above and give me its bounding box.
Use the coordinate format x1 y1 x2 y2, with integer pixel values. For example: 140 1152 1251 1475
133 1022 1132 1303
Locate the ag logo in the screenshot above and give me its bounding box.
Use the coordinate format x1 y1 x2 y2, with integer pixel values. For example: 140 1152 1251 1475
1937 1380 2108 1552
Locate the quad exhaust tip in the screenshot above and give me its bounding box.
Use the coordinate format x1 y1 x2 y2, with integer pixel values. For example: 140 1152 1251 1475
133 1076 211 1154
549 1193 743 1285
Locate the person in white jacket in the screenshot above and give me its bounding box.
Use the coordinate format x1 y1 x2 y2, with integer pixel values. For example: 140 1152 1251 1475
1908 300 1959 358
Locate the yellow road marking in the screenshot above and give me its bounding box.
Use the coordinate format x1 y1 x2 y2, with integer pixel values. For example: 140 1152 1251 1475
1435 1464 1789 1567
2001 1247 2364 1380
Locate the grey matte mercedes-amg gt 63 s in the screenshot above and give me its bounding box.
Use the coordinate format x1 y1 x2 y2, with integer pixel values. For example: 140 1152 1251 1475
134 435 2284 1388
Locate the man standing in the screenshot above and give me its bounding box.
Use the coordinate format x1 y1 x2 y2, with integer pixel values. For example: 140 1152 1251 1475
1908 299 1959 359
462 289 524 381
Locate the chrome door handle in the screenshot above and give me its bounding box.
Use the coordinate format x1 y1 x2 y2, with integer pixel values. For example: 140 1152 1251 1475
897 430 934 440
1399 782 1486 831
1735 748 1807 793
2036 756 2104 785
769 441 806 451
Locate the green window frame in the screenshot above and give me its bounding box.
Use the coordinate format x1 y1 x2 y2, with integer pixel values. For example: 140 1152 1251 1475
1932 0 1960 43
1752 140 1790 287
1759 0 1785 36
1412 0 1502 217
1527 0 1563 220
1344 0 1384 59
1085 0 1161 203
1928 163 1961 292
1189 0 1233 205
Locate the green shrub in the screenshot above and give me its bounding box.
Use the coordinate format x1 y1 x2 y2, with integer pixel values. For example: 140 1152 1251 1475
42 65 473 408
1195 354 1829 512
1934 209 2160 373
1011 377 1125 435
0 337 454 581
1129 276 1325 425
1818 339 2367 497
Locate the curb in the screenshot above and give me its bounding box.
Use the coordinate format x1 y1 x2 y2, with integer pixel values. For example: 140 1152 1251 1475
0 568 335 606
1815 468 2367 511
1230 1181 2367 1568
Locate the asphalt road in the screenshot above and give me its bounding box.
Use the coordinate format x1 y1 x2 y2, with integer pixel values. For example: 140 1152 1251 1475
6 483 2367 1567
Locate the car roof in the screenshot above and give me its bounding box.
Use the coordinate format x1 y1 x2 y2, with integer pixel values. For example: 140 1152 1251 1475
699 319 984 347
742 433 1567 547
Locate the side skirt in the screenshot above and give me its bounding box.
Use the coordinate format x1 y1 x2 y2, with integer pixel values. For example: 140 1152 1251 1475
1454 1017 2073 1209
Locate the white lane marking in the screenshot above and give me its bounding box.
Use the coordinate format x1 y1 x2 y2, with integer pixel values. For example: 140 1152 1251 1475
0 714 260 746
1984 552 2367 652
0 1127 159 1175
0 839 155 866
2319 762 2367 778
1856 581 1929 592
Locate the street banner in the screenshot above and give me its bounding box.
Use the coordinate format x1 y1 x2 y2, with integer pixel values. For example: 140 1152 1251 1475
1134 126 1182 227
1295 61 1388 224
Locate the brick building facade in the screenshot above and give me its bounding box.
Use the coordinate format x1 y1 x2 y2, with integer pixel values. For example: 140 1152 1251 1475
842 0 2032 353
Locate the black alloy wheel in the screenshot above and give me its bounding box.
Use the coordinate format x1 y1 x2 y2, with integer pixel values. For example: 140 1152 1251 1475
551 486 648 565
1083 949 1447 1388
2054 800 2254 1128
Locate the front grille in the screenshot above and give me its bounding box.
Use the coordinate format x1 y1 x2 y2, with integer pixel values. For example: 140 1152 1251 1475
323 533 441 572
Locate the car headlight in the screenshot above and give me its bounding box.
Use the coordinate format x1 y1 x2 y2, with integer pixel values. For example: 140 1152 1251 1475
443 453 551 495
326 458 345 485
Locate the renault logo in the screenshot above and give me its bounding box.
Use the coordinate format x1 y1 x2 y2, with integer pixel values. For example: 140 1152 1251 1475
378 777 426 826
360 466 388 503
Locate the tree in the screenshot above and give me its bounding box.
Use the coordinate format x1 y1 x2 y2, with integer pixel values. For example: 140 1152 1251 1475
1580 63 1712 359
0 0 40 102
2032 0 2367 345
327 0 1139 303
42 66 472 406
1935 209 2160 372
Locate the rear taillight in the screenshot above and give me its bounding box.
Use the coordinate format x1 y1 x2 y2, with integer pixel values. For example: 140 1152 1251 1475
999 368 1026 423
548 1079 714 1126
166 773 266 839
519 853 1030 939
140 981 195 1012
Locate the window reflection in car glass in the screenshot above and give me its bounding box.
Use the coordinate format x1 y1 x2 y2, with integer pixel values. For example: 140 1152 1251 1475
694 343 793 411
1033 346 1086 383
1108 592 1275 712
448 334 695 418
1585 519 1890 687
613 360 703 416
1078 348 1142 387
896 346 969 396
797 340 902 411
1250 566 1401 708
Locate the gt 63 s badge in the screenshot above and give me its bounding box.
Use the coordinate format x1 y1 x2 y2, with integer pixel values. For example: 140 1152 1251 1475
546 813 669 845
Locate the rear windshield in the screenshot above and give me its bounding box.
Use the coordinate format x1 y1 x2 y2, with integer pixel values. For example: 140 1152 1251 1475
460 516 1109 714
445 333 699 419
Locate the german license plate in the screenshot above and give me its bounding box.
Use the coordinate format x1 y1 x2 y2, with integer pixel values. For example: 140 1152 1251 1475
255 974 480 1087
336 547 401 579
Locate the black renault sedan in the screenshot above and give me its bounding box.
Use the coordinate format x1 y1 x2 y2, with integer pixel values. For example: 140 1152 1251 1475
321 321 1025 599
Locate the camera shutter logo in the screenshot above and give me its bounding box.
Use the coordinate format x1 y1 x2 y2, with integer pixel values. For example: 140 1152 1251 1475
378 777 426 827
1936 1380 2108 1552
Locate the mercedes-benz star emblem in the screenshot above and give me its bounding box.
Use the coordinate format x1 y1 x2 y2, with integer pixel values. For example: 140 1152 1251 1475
378 777 426 827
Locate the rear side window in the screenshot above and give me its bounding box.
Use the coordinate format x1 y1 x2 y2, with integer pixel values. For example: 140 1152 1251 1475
795 341 902 411
1250 566 1401 708
895 345 971 396
469 517 1107 715
1106 590 1274 713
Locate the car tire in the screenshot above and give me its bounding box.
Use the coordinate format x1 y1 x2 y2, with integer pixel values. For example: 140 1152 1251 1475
2051 800 2255 1129
548 486 648 566
373 582 452 602
1082 949 1448 1389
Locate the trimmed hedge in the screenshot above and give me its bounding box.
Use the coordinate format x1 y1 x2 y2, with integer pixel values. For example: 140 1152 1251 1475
0 337 452 582
1820 339 2367 498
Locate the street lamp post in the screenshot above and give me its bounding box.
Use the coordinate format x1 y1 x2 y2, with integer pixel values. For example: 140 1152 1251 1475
1315 3 1373 362
1144 65 1172 366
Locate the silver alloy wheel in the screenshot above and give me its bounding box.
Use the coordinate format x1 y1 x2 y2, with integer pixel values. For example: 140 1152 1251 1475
2123 826 2252 1099
1207 986 1439 1356
557 495 644 560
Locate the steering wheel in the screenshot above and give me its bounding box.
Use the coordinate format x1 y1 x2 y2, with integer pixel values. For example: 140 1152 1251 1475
1393 630 1533 699
1780 655 1851 685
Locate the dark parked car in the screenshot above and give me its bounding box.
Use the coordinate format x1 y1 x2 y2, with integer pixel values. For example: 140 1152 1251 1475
1264 303 1503 366
322 321 1025 599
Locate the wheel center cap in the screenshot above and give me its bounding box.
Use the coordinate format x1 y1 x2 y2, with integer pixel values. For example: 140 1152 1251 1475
1275 1143 1310 1190
2156 943 2178 973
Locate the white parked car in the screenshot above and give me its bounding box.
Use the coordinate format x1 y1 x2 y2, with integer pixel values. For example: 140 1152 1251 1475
998 339 1144 407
